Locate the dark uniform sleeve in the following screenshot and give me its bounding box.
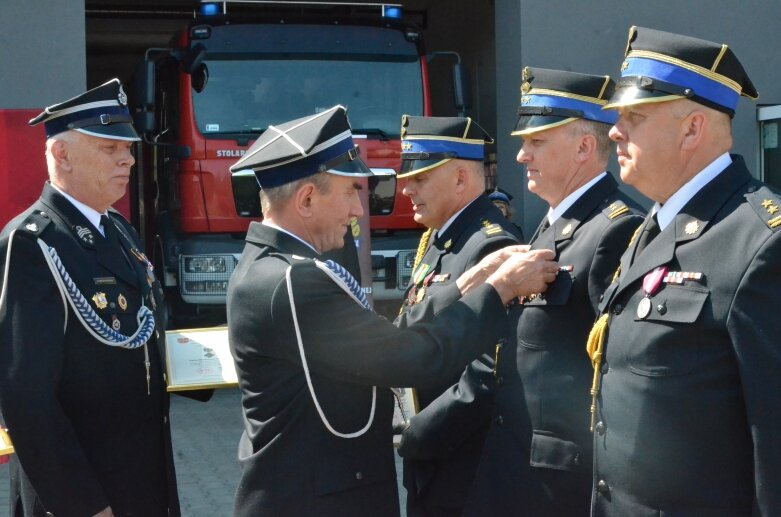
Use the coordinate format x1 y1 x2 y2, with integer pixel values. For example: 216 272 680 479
726 231 781 513
0 231 110 516
395 234 518 329
398 352 497 460
260 260 508 389
394 231 520 459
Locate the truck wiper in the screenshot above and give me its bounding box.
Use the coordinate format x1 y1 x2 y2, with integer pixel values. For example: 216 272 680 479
353 128 392 141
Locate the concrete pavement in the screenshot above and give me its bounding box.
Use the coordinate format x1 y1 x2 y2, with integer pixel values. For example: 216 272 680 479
0 388 407 516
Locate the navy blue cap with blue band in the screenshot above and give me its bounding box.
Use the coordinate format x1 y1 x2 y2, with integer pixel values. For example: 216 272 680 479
513 67 617 136
399 115 493 178
604 26 758 116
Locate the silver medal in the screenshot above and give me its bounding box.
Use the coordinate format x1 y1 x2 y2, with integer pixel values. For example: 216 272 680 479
636 297 652 319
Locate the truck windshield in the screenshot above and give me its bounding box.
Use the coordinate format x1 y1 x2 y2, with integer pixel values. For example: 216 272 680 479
193 56 423 137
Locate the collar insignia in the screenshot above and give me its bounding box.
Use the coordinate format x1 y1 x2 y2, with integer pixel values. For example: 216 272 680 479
684 220 700 235
75 225 95 245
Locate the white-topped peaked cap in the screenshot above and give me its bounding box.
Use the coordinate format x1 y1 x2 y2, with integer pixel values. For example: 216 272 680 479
229 105 374 189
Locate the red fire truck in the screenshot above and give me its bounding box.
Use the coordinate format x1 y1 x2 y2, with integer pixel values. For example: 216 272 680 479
130 0 469 321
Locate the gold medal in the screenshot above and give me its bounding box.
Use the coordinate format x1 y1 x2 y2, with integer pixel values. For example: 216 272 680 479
415 285 427 303
117 293 127 310
92 292 108 310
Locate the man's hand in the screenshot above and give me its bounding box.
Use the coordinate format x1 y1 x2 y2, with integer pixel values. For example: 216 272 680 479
457 245 531 296
94 506 114 517
486 248 558 304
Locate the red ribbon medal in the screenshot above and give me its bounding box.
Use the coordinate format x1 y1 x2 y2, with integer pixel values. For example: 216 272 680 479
637 266 667 319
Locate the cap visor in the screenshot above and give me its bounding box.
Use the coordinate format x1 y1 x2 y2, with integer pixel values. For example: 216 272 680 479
603 86 684 110
511 115 577 136
327 157 374 177
75 123 140 141
397 158 452 179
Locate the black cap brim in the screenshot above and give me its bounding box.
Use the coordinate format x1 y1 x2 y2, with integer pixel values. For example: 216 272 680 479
327 156 373 177
511 115 578 136
603 84 685 111
75 123 140 142
398 158 453 178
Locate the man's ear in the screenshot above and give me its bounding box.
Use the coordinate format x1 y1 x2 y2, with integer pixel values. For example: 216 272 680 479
575 133 596 164
454 164 469 193
51 140 72 171
680 110 707 151
294 182 317 218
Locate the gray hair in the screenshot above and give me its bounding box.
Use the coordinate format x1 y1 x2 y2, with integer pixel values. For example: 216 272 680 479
260 172 331 214
568 118 612 163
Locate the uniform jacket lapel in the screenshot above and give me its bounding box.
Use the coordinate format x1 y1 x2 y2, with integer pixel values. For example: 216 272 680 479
39 183 138 286
421 196 498 273
531 174 620 257
615 156 752 299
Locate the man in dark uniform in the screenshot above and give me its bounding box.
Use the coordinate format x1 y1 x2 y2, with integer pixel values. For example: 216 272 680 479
225 105 559 516
589 27 781 515
393 116 522 517
0 79 180 516
464 68 645 516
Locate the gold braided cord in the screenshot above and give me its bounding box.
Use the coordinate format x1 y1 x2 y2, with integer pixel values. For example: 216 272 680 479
587 313 610 431
586 222 644 431
399 228 434 316
412 228 433 271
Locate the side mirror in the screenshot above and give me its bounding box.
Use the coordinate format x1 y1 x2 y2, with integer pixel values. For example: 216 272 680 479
191 63 209 93
453 62 472 117
133 60 157 135
182 43 207 74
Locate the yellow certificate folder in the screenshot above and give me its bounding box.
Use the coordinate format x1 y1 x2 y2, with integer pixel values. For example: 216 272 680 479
165 327 239 391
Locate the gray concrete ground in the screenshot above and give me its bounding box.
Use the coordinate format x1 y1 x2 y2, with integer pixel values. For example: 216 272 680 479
0 388 407 516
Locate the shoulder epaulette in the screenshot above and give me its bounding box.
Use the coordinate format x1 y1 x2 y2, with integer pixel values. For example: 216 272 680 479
17 210 52 238
602 200 630 220
746 187 781 231
481 218 506 237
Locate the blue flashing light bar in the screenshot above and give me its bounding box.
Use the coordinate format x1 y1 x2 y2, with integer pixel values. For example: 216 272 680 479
382 5 402 19
201 3 220 16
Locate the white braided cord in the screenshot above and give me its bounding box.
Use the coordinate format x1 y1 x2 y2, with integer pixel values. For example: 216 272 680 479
36 239 155 349
286 259 376 439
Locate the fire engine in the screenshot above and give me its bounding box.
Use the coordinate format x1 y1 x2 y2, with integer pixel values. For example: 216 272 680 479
131 0 470 321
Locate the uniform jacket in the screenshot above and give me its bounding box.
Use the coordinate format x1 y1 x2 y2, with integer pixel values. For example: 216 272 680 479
395 195 522 514
226 222 508 517
0 183 177 517
592 156 781 516
463 174 644 516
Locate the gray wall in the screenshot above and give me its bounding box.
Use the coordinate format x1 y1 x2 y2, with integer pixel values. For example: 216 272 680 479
495 0 781 237
0 0 86 109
